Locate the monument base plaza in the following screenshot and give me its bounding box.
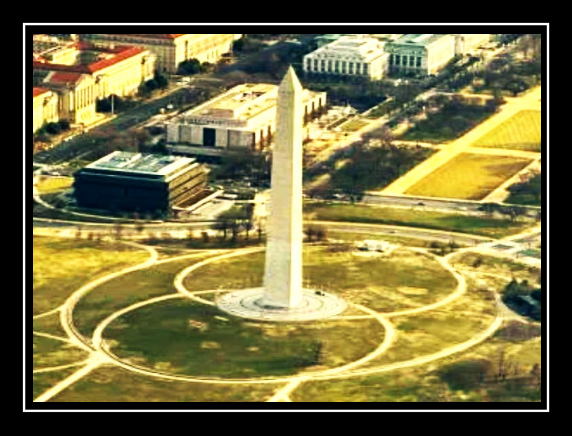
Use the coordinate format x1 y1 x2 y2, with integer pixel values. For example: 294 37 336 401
216 288 347 322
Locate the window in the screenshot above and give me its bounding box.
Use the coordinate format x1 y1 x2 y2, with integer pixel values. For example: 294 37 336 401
390 54 394 65
349 62 354 74
314 59 319 70
321 60 326 71
341 61 347 73
416 57 422 68
334 60 339 73
395 55 400 66
410 55 415 67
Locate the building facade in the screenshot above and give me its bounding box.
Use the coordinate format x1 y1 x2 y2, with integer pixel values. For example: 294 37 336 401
166 83 326 151
82 34 240 73
33 87 59 132
41 72 97 125
74 151 208 212
33 41 155 100
385 34 456 75
304 36 390 80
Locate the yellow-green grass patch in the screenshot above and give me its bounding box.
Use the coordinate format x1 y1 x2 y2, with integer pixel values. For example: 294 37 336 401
33 367 79 400
73 255 215 338
33 236 149 315
471 110 541 152
33 335 89 370
405 153 532 200
104 299 385 378
35 176 74 194
340 119 369 132
49 366 280 402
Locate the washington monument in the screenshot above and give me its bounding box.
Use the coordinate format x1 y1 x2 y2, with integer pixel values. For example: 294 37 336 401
262 66 304 308
216 67 346 321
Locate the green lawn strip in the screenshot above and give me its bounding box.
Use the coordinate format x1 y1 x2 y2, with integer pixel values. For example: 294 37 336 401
33 336 89 370
405 153 533 200
33 236 149 315
472 110 541 152
104 299 384 378
50 366 279 402
340 119 369 132
32 367 79 400
304 202 529 238
73 256 213 339
33 312 67 337
327 230 442 248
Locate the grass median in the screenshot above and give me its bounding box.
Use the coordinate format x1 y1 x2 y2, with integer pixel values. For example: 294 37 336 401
304 202 530 238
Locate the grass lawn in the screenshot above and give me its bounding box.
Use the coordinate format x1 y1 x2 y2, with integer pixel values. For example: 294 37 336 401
35 177 74 194
104 298 384 378
49 366 279 402
472 110 541 152
33 236 149 316
450 252 541 285
33 336 88 370
33 367 78 400
73 255 213 338
33 312 67 338
185 246 458 313
340 118 369 132
405 153 532 200
304 202 530 238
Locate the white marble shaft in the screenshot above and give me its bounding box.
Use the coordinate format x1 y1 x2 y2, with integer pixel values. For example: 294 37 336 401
262 67 304 308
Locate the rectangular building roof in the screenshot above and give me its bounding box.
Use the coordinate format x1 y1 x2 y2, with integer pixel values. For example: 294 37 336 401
391 34 450 46
85 151 196 177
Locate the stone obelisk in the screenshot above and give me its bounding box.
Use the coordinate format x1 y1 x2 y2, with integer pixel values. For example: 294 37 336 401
262 66 304 308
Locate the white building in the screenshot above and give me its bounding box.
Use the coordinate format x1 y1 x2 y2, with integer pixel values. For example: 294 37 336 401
166 82 326 151
385 34 457 75
303 36 390 81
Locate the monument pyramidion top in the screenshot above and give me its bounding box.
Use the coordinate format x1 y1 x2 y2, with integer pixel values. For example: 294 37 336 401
279 66 303 95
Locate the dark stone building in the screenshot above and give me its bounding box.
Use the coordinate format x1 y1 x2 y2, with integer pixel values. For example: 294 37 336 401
73 151 208 213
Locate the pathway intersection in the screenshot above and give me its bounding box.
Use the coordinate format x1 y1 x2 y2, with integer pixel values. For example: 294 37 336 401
31 221 540 403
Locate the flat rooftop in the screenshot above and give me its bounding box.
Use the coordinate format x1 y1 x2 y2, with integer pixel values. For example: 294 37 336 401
180 83 322 122
392 34 448 46
85 151 195 176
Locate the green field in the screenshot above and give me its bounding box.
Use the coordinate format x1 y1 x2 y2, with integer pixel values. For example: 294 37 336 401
33 237 149 315
49 366 279 402
506 174 542 206
33 335 88 370
185 247 458 313
405 153 532 200
304 202 530 238
472 111 541 152
340 118 369 132
73 255 213 338
104 299 384 378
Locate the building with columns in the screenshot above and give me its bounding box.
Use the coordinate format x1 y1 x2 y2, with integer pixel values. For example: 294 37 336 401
303 36 390 80
41 72 97 126
33 87 59 132
385 34 456 75
166 82 326 151
82 34 241 73
33 41 156 100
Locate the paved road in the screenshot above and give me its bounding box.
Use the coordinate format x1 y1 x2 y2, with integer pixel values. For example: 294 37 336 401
360 193 540 216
